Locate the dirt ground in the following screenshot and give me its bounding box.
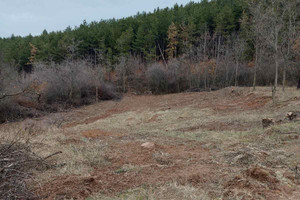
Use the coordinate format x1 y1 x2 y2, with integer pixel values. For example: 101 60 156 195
0 87 299 200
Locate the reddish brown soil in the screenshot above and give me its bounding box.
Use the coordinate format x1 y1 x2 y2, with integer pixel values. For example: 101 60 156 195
37 140 218 199
62 90 271 129
31 88 300 199
62 106 127 128
212 93 272 112
177 121 258 132
224 166 298 200
81 129 120 138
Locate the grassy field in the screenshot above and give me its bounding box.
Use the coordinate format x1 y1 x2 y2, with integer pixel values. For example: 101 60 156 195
1 87 299 200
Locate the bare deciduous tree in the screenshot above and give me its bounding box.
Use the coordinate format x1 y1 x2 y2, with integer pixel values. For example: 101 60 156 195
248 0 298 102
232 34 245 87
280 0 300 91
247 0 265 91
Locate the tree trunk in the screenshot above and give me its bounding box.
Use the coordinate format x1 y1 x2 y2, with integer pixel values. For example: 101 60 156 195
204 68 207 89
282 64 286 92
203 29 208 89
225 47 229 87
69 87 73 100
235 60 239 87
157 42 168 69
189 65 192 89
95 85 99 102
203 27 207 62
253 40 258 91
225 63 229 87
273 33 279 103
297 77 300 90
283 11 293 92
272 85 276 103
122 72 126 93
213 36 221 86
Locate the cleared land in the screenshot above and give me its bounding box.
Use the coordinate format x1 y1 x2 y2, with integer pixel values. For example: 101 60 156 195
0 87 299 200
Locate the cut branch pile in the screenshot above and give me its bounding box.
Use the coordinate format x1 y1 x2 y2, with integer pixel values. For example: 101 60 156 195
0 139 55 199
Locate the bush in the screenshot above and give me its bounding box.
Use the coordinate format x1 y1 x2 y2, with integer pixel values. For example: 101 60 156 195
98 82 121 100
0 60 121 123
33 61 93 105
115 57 148 94
32 60 120 107
0 101 28 123
146 64 168 94
146 60 190 94
167 59 190 93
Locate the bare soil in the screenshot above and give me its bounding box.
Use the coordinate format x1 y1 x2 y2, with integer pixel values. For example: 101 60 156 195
1 87 299 200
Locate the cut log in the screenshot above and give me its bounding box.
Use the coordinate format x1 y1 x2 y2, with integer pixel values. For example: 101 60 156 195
262 118 275 128
286 111 300 121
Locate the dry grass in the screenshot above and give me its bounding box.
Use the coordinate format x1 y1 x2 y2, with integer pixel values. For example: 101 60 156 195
0 86 299 199
87 183 211 200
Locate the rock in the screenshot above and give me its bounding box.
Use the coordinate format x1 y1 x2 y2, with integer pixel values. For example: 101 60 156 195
141 142 155 149
262 118 275 128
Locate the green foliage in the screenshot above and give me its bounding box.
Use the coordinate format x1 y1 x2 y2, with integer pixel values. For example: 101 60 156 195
216 5 236 35
117 27 134 55
0 0 245 69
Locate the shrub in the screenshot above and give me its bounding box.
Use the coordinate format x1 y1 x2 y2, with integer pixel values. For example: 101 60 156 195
98 82 121 100
0 60 121 123
32 60 119 107
146 60 190 94
146 64 168 94
0 101 26 123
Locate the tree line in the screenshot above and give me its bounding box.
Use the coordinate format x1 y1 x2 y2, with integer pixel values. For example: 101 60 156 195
0 0 299 122
0 0 245 67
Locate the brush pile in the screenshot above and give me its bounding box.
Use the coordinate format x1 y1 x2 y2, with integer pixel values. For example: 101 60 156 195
0 140 47 199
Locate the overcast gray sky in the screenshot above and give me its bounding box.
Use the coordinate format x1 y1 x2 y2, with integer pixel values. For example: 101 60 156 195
0 0 192 38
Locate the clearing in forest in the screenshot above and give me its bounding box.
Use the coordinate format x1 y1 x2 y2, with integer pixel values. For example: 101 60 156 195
1 87 299 200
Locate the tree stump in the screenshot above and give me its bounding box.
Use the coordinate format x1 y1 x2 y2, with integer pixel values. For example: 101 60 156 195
287 111 300 121
262 118 275 128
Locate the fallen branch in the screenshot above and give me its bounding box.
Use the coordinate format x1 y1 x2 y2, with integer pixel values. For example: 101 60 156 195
0 88 29 100
43 151 62 160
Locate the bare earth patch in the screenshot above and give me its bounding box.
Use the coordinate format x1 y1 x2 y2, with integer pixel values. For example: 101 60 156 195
81 129 120 138
1 87 299 199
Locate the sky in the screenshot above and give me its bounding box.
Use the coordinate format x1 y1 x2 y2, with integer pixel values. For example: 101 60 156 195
0 0 193 38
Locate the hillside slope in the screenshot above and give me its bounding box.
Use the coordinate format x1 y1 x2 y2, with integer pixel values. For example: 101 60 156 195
1 87 299 199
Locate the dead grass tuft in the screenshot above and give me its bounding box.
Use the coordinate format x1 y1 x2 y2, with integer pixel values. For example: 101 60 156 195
87 182 211 200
